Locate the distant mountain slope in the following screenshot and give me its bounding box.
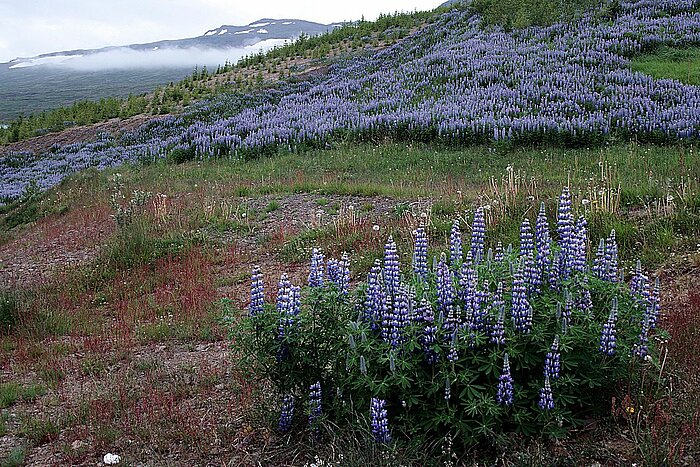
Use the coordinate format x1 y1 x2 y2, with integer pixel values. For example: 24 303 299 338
0 18 341 120
5 19 341 70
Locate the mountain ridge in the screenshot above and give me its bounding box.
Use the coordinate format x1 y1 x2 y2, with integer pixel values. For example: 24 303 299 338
4 18 342 67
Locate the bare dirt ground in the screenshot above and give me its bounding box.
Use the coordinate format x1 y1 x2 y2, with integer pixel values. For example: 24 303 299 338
0 191 432 465
0 115 156 157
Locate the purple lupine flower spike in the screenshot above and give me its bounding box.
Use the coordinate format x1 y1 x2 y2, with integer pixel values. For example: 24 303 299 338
370 398 391 443
419 297 439 364
449 220 463 265
648 276 661 329
496 353 514 406
494 241 504 263
413 227 429 279
557 187 574 279
249 265 264 317
364 259 385 330
471 207 486 264
592 238 606 279
604 230 619 282
279 395 295 432
573 215 588 273
437 254 457 332
308 381 322 429
538 375 555 411
308 247 325 287
511 259 531 333
600 297 618 356
535 202 552 285
384 236 400 297
544 335 561 380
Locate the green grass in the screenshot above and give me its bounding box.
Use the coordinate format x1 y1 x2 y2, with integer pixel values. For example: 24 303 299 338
631 47 700 86
0 383 46 409
0 445 27 467
20 416 60 445
120 142 698 204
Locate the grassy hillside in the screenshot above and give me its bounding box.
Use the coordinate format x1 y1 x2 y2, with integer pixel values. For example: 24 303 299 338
1 0 700 465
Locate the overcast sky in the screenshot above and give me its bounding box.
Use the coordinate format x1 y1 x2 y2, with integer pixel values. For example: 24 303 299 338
0 1 443 62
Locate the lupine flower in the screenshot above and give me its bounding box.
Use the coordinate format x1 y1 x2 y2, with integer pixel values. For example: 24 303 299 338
538 375 555 411
548 251 561 290
520 217 534 259
386 285 410 348
630 260 647 298
459 262 476 317
647 277 661 329
471 288 490 333
557 187 574 278
535 202 552 285
544 335 561 380
496 353 514 406
418 297 439 364
511 260 531 333
604 230 619 282
327 259 340 285
277 283 301 361
577 276 593 315
573 216 588 273
449 220 463 265
592 238 606 279
490 305 506 345
494 241 504 263
470 207 486 264
277 273 291 314
562 289 573 323
370 398 391 443
308 381 322 429
249 265 264 317
633 317 650 359
600 297 618 356
328 253 351 294
437 254 457 331
447 331 459 363
279 395 295 432
384 236 400 297
308 247 325 287
364 260 385 331
413 227 429 279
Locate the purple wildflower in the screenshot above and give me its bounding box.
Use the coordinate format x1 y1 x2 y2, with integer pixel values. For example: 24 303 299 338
279 395 295 432
308 247 325 287
535 202 552 285
450 220 463 265
496 353 514 406
370 398 391 443
544 335 561 380
471 207 486 264
364 259 385 331
600 298 618 356
384 236 400 297
249 265 264 317
413 227 429 279
538 375 555 411
511 260 531 333
308 381 322 429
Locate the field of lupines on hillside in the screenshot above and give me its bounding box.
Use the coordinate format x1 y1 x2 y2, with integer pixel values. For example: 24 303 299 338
2 0 700 202
229 187 666 450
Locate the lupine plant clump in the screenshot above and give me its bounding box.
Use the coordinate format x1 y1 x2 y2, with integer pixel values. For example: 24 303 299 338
231 187 665 448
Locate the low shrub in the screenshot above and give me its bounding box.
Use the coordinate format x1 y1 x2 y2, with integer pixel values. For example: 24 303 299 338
230 187 664 452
